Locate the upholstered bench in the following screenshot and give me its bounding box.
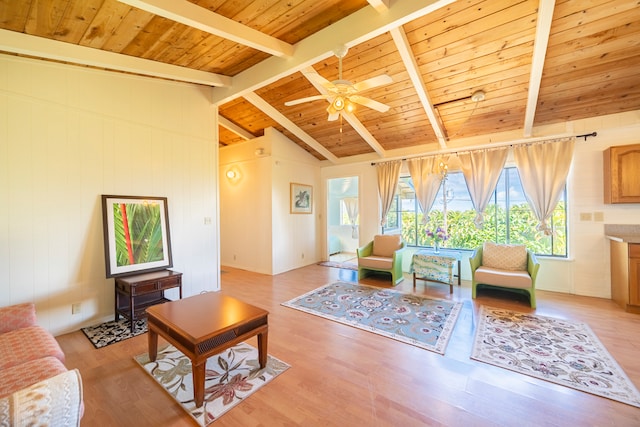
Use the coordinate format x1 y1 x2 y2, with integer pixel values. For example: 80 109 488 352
469 242 540 308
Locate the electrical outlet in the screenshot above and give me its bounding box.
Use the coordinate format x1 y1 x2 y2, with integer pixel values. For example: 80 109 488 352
594 211 604 222
72 303 81 315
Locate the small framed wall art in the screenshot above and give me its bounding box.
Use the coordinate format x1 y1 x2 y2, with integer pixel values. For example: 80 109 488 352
101 195 173 277
290 183 313 214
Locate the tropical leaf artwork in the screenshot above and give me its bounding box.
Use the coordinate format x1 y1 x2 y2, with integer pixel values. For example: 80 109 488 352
113 202 164 267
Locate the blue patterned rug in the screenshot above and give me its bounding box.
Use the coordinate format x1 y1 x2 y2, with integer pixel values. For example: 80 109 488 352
282 281 462 354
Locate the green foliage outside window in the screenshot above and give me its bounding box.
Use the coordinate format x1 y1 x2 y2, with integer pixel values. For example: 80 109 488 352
384 168 567 257
398 202 566 256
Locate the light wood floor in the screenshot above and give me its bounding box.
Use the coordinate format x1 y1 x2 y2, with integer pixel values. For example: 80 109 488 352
57 265 640 426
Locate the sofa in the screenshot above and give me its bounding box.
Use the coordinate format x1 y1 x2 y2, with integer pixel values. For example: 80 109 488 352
0 303 84 425
469 242 540 308
357 234 406 285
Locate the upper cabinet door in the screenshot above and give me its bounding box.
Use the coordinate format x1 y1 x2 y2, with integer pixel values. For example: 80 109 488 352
604 144 640 204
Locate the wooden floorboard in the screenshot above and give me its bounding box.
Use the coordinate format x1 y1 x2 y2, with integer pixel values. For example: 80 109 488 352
56 264 640 426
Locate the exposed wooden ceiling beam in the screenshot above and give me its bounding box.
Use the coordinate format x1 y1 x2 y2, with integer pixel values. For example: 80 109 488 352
390 27 447 149
368 0 390 13
0 29 232 87
118 0 294 58
212 0 455 105
300 67 386 157
218 116 255 140
523 0 556 137
242 92 340 164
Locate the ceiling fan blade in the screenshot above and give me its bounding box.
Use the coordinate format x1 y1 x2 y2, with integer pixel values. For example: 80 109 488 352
284 95 328 106
352 74 393 92
349 95 390 113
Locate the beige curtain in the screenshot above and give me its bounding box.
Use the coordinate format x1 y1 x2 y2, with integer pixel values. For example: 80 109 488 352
407 156 447 224
513 137 575 235
342 197 359 238
376 160 402 226
458 147 509 228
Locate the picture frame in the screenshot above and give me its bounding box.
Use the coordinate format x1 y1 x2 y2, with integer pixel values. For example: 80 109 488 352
101 195 173 278
290 183 313 214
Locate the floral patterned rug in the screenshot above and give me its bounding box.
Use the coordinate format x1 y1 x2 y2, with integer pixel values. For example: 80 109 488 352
135 343 289 425
81 318 147 348
471 306 640 408
282 281 462 354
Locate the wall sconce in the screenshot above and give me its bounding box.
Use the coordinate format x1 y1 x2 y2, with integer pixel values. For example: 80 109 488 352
226 170 237 179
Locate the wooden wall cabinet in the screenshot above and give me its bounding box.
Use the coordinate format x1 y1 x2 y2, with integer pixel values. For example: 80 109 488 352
604 143 640 204
610 241 640 313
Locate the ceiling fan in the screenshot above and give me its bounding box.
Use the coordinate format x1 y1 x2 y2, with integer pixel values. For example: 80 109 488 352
284 46 393 121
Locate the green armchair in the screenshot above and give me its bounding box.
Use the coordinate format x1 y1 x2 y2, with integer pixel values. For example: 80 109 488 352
469 243 540 308
357 234 406 285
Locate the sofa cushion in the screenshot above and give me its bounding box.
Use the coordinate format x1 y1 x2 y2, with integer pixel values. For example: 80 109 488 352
0 303 37 334
482 242 527 271
358 256 394 270
0 356 67 398
0 325 65 370
474 266 532 289
372 234 402 257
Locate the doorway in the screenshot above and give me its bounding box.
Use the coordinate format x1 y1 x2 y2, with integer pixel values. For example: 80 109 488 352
327 176 359 264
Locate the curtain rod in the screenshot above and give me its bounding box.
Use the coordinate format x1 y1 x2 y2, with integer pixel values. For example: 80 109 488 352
370 132 595 166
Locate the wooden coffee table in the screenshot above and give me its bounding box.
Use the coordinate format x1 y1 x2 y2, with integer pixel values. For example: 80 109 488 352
146 292 269 407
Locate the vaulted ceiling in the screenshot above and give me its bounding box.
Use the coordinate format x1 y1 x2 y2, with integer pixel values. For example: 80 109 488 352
1 0 639 163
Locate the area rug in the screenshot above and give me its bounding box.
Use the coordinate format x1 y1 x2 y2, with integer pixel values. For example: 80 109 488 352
135 342 290 425
317 261 358 271
471 306 640 408
81 318 147 348
281 281 462 354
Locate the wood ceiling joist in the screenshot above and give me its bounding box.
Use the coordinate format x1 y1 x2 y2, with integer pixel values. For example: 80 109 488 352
0 29 232 87
242 92 339 163
218 116 257 141
390 26 447 147
117 0 294 57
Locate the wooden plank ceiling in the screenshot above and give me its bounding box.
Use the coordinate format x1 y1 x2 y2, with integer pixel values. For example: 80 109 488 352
1 0 639 163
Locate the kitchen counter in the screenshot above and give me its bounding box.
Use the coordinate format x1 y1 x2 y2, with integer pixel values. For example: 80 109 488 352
604 224 640 243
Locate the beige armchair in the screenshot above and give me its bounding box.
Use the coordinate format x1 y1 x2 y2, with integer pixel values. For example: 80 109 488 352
357 234 406 285
469 242 540 308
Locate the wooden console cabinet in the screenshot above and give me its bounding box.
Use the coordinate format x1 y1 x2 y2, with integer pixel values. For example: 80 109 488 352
115 269 182 330
604 143 640 204
610 241 640 313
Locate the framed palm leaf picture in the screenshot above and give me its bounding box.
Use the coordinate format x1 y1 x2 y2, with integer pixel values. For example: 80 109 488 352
101 195 173 278
290 183 313 214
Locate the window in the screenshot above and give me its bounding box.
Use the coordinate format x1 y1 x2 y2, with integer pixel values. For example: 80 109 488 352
383 167 567 257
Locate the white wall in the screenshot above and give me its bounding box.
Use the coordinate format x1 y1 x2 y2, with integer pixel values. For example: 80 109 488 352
0 54 220 335
219 128 322 275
